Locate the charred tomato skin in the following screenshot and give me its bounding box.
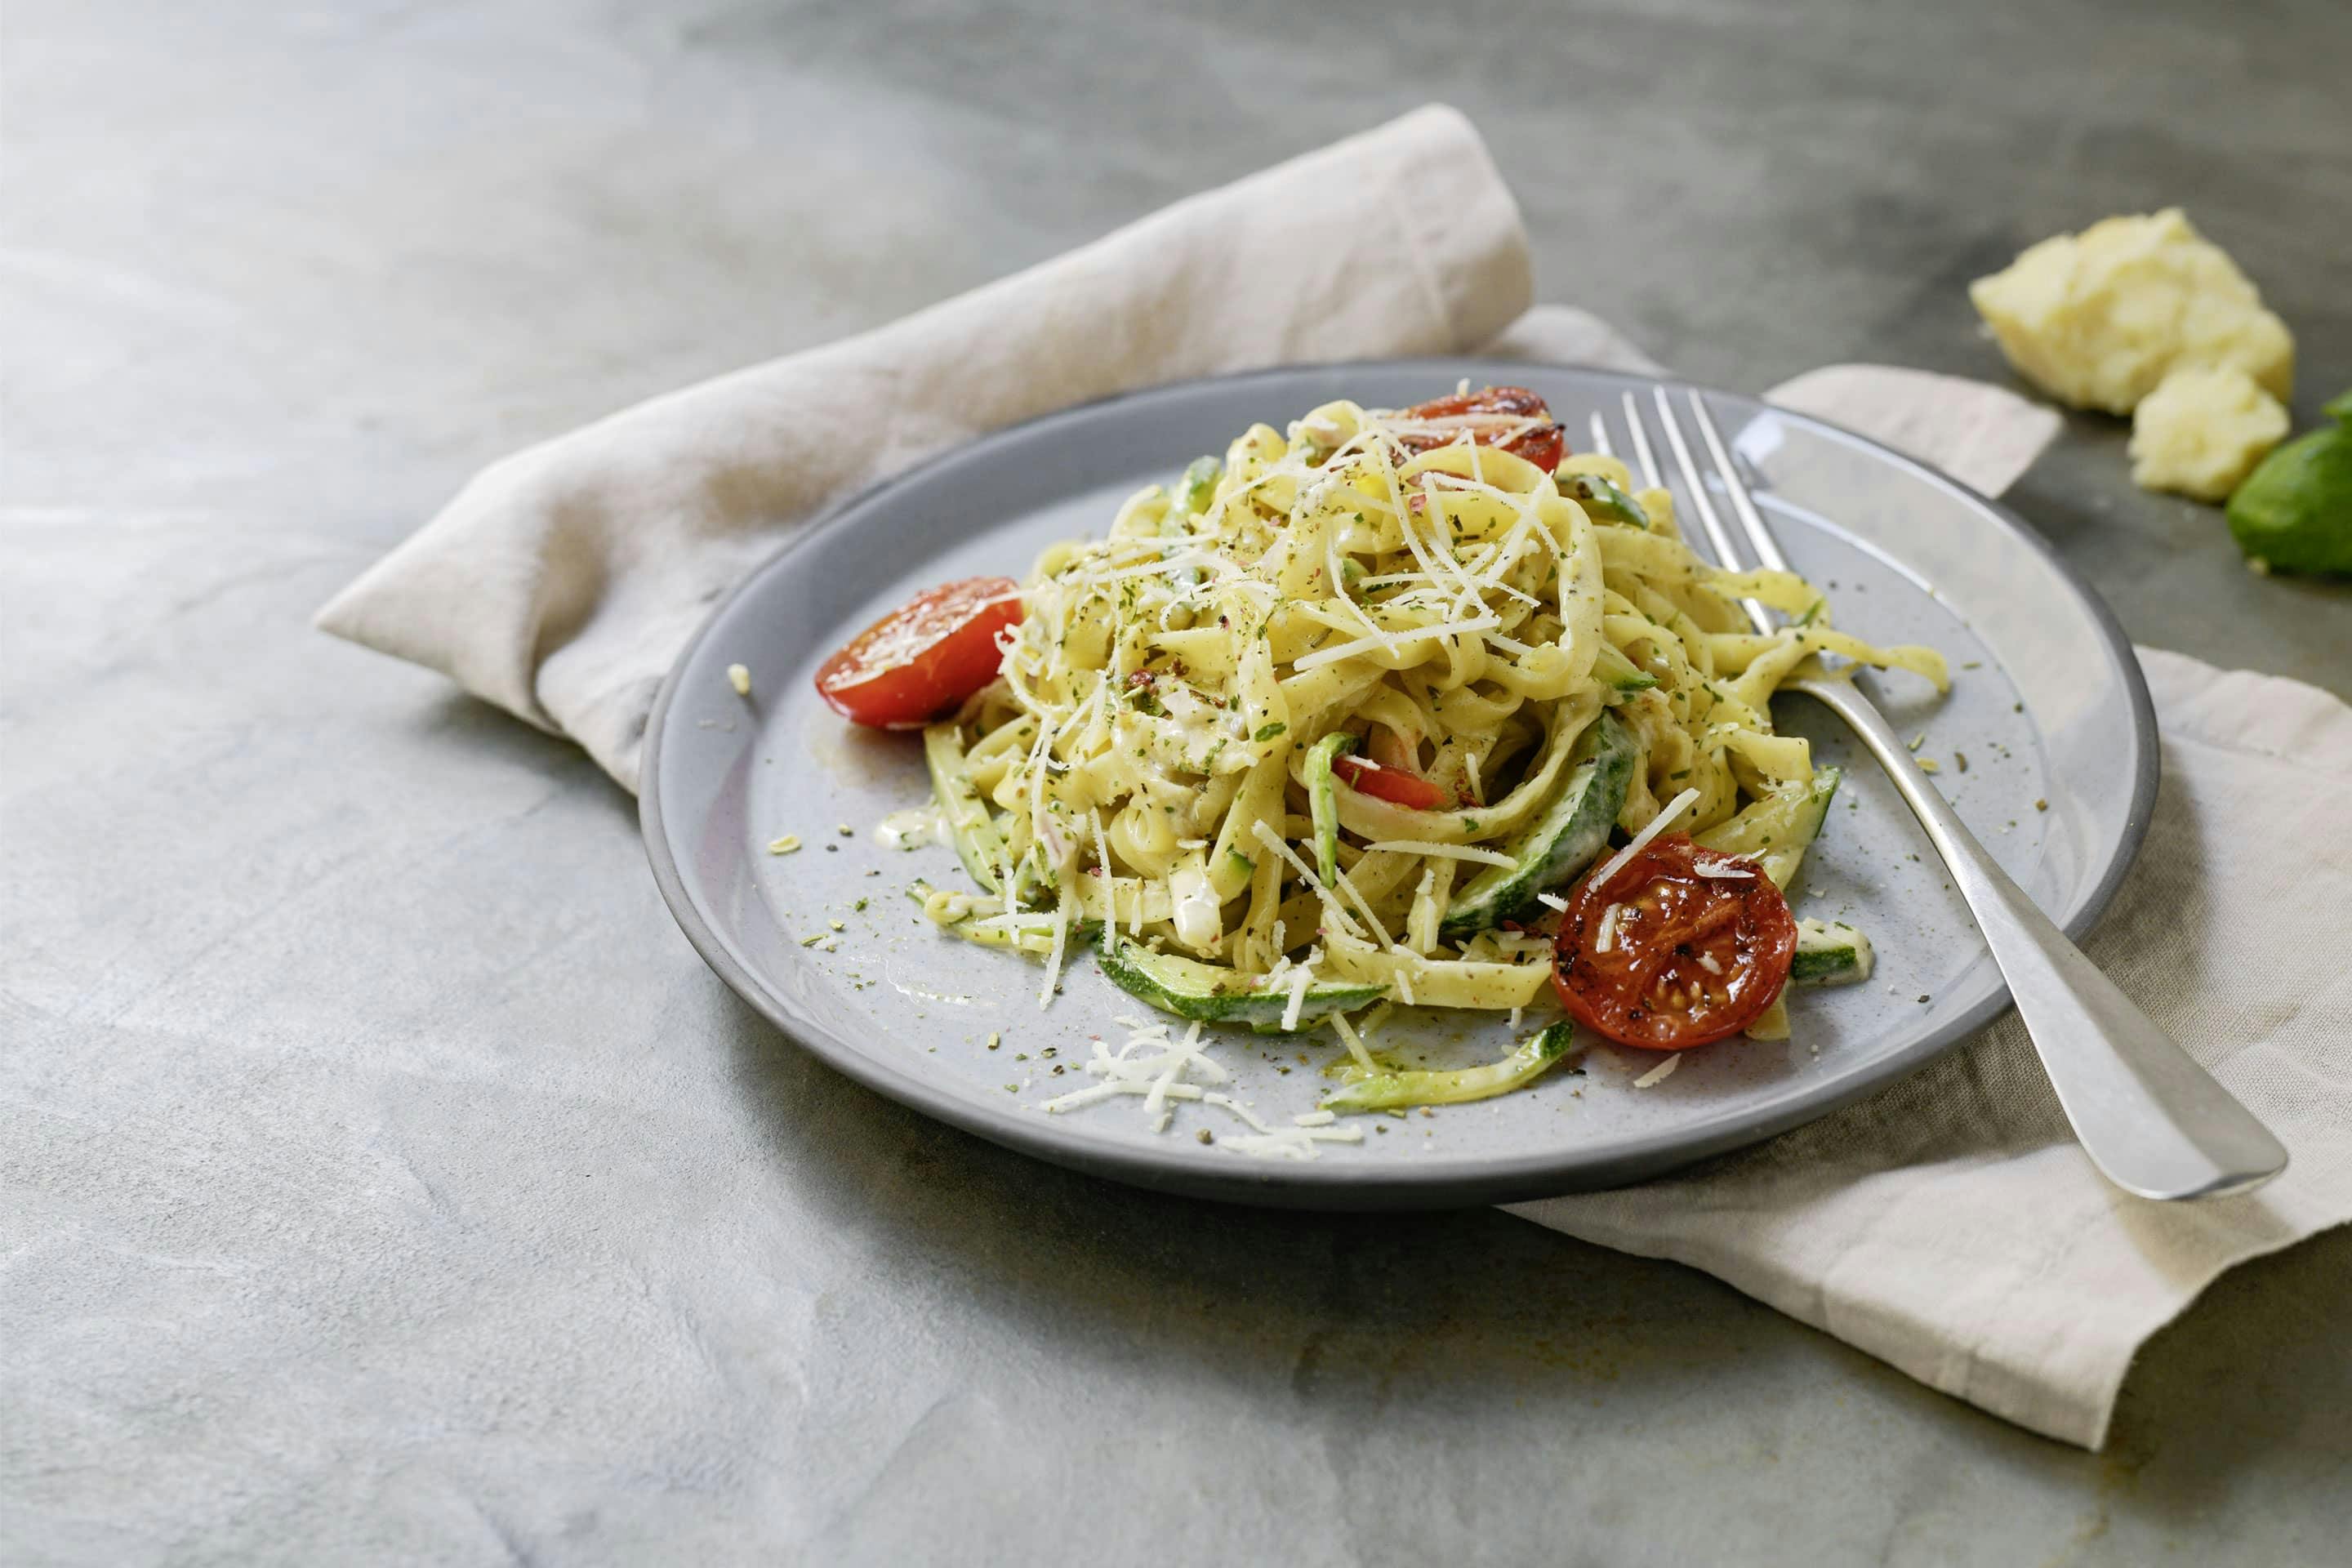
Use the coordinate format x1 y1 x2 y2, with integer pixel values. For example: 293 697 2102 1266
1552 834 1797 1050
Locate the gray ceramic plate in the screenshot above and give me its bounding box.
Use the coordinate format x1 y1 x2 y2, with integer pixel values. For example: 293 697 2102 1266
641 362 2156 1209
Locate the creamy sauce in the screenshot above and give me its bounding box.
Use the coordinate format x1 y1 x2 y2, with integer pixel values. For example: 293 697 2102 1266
1169 859 1222 950
874 803 947 851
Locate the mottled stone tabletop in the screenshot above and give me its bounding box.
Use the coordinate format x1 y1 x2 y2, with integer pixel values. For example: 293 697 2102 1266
7 2 2348 1563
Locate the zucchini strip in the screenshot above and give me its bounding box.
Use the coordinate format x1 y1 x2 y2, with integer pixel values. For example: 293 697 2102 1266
1792 917 1874 986
1695 766 1842 889
1096 927 1385 1031
912 882 1097 955
1323 1020 1580 1112
1441 710 1637 938
924 723 1007 893
1305 730 1357 884
1558 471 1649 528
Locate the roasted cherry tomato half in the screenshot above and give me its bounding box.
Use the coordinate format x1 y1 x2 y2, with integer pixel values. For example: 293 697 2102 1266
1552 834 1797 1050
813 577 1022 729
1332 754 1457 812
1393 385 1566 473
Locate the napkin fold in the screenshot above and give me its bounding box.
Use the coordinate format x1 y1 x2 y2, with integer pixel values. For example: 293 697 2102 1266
318 105 1529 791
318 109 2352 1449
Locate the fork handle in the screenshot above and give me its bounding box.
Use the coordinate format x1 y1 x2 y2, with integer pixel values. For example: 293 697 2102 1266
1791 675 2287 1200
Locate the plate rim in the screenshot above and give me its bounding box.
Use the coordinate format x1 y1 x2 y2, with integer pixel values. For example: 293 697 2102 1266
639 358 2160 1209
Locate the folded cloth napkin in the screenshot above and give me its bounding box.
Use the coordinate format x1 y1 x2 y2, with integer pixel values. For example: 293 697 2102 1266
319 109 2352 1450
318 105 1530 791
1514 649 2352 1448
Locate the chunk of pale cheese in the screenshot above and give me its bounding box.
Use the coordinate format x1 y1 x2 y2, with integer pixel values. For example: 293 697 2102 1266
2128 366 2292 502
1969 209 2294 415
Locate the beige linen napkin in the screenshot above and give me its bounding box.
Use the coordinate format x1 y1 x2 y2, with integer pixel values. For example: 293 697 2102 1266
318 105 1529 791
318 109 2352 1449
1512 647 2352 1448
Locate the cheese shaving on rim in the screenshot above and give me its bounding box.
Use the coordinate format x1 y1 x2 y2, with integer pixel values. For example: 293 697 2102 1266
1143 1021 1207 1132
1037 895 1072 1010
1041 1018 1246 1136
1633 1054 1681 1089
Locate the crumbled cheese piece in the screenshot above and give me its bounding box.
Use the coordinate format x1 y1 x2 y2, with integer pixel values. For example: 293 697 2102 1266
2129 364 2292 501
1968 208 2295 414
727 663 752 697
1535 893 1570 913
1918 758 1942 774
767 835 802 854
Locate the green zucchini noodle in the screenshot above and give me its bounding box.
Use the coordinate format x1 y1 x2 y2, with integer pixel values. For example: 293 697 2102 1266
922 393 1946 1045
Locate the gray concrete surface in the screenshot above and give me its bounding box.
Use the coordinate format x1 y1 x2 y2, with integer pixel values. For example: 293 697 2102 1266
6 1 2349 1564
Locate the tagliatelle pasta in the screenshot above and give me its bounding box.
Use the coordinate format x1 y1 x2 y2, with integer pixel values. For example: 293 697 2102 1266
907 388 1944 1097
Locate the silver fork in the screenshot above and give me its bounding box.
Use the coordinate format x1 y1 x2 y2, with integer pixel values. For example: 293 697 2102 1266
1594 388 2287 1201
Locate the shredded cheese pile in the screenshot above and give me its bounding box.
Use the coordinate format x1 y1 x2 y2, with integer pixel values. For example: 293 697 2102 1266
1038 1016 1363 1158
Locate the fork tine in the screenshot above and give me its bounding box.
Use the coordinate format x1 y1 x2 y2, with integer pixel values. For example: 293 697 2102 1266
1646 386 1774 635
1619 391 1661 488
1686 390 1793 577
1586 410 1614 459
